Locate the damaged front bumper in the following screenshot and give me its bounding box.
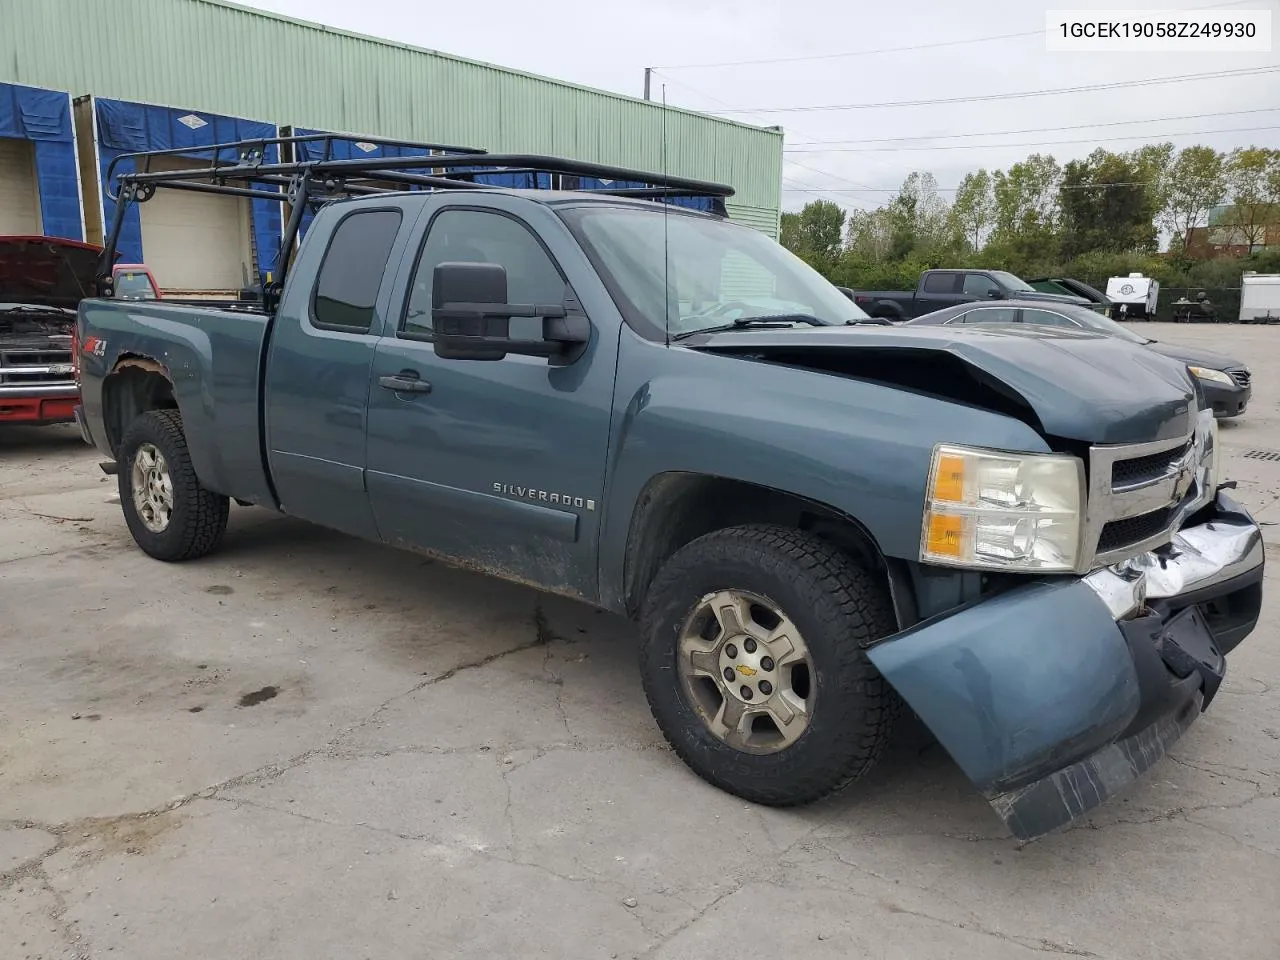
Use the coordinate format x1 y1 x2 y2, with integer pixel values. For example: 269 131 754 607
867 490 1264 841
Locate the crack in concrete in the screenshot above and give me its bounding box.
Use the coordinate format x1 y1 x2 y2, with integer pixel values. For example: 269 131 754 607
779 848 1105 959
633 882 747 959
1167 753 1270 788
210 792 618 895
0 627 560 948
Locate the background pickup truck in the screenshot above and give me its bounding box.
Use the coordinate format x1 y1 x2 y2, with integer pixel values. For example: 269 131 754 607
852 268 1094 321
75 139 1264 841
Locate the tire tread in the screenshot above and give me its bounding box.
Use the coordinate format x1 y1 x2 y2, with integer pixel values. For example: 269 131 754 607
639 523 900 807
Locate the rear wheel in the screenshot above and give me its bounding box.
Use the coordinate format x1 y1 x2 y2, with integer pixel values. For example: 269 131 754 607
639 524 900 806
118 409 229 561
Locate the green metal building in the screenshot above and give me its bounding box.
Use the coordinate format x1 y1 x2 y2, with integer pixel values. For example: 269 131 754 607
0 0 783 281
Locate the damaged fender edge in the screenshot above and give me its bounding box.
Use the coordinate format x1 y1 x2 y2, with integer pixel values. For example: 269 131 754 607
866 491 1264 841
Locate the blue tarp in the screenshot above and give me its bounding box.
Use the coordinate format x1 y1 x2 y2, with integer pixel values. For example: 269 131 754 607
289 130 555 238
0 82 82 241
96 99 281 286
291 128 449 238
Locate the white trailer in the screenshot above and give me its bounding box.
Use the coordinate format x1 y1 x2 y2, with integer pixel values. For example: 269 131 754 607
1105 273 1160 321
1240 273 1280 324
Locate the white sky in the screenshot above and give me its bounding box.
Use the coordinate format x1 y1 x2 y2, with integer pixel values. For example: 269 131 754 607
241 0 1280 212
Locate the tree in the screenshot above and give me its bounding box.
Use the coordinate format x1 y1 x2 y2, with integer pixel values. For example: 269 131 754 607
1058 148 1161 258
1222 147 1280 252
1160 145 1226 256
991 154 1062 268
949 169 995 251
844 207 895 262
884 171 951 257
779 200 846 273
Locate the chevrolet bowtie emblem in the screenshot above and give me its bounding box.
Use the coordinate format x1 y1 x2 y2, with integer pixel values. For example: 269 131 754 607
736 665 758 678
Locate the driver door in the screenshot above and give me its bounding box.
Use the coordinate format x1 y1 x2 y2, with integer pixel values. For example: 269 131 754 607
364 200 617 600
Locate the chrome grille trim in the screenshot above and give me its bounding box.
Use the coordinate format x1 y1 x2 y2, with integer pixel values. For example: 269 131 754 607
1080 410 1215 572
0 346 75 389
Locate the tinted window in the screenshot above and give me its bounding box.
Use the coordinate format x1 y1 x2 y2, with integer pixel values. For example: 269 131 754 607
962 273 998 296
946 307 1019 325
1021 308 1079 328
313 210 402 332
404 209 565 338
922 272 956 294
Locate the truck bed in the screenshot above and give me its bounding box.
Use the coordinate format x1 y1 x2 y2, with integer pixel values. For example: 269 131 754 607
77 298 276 506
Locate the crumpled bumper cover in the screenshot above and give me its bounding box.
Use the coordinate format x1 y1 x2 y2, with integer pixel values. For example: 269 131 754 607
868 490 1263 841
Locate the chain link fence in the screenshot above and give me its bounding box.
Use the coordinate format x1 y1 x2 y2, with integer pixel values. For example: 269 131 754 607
1076 281 1275 324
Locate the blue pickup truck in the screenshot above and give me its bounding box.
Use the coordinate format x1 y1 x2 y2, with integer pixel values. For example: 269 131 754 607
73 138 1263 840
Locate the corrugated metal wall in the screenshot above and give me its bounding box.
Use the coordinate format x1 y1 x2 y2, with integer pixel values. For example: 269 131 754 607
0 0 782 235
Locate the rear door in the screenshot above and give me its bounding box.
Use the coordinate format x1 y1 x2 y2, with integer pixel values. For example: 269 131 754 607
914 271 962 314
363 196 616 600
263 200 421 539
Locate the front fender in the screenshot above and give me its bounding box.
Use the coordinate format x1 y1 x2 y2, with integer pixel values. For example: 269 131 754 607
596 333 1050 609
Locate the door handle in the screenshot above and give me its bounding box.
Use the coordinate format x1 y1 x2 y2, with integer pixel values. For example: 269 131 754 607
378 372 432 394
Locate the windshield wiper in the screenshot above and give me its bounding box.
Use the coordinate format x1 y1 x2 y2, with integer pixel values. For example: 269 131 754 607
672 314 825 341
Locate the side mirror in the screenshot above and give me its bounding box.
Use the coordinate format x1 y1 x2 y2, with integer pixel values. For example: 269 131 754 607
430 262 589 366
835 285 856 302
986 287 1002 299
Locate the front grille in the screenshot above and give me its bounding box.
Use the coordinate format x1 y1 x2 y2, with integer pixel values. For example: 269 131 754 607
1229 369 1251 388
0 347 74 387
1111 441 1191 488
1097 506 1176 554
1084 411 1215 570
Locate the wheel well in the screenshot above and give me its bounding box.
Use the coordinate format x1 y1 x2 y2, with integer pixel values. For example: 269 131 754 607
102 358 178 457
622 473 898 619
870 301 905 320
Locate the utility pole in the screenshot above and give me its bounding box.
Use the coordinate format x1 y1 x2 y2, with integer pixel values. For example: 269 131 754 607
643 67 652 101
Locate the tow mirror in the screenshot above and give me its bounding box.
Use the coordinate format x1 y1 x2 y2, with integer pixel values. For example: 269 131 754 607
430 262 589 366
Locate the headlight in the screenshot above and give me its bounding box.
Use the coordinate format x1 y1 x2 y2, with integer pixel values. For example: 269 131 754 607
1189 365 1233 385
921 444 1084 572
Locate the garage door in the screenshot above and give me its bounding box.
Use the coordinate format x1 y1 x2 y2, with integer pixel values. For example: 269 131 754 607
0 137 41 234
137 156 252 293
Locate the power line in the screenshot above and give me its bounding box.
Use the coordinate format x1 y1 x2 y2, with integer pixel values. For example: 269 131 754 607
784 122 1280 154
785 180 1174 195
656 0 1263 70
659 30 1040 70
786 105 1280 148
647 69 903 191
714 65 1280 115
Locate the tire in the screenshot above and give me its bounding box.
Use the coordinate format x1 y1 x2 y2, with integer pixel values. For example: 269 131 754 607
639 524 900 807
117 409 229 562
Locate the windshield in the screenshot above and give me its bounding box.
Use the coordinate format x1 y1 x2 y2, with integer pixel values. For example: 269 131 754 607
1054 304 1153 344
113 271 157 299
990 270 1035 293
559 206 869 339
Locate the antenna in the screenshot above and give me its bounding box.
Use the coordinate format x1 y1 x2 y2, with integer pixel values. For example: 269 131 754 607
662 83 671 348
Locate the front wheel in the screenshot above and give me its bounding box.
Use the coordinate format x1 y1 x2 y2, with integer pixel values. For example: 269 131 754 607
639 524 900 806
118 409 229 561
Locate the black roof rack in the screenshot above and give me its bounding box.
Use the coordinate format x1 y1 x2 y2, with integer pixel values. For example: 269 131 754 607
97 133 735 308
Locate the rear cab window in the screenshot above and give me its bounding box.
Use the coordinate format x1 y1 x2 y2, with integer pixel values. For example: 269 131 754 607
311 209 403 333
922 272 958 294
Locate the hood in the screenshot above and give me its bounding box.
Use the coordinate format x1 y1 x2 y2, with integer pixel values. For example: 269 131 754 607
1028 278 1110 305
0 235 104 310
1011 290 1094 308
690 323 1196 445
1147 340 1246 372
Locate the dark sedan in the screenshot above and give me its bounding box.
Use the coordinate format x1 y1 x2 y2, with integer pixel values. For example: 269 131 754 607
907 300 1252 418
